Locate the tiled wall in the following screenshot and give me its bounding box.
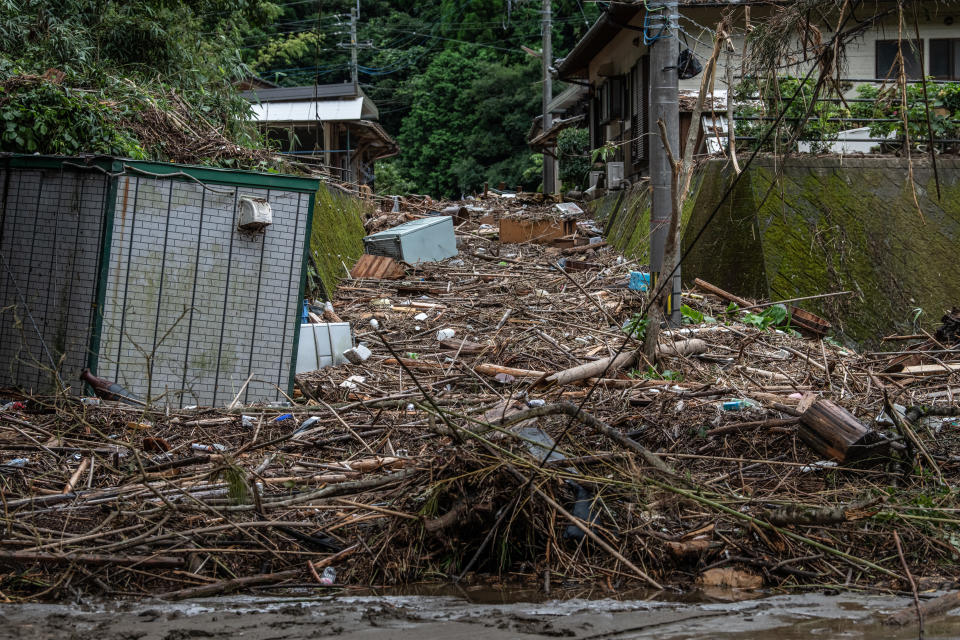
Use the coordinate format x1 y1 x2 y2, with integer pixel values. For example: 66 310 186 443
97 176 308 407
0 167 108 393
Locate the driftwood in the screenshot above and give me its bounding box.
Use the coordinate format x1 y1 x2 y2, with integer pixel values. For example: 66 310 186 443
798 398 886 462
0 551 184 568
693 278 751 307
158 568 300 600
764 498 880 527
886 590 960 626
542 339 707 387
474 363 546 378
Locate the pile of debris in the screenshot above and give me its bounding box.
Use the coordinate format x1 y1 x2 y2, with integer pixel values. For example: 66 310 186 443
0 200 958 602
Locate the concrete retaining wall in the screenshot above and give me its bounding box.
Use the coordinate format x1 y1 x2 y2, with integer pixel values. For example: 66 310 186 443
591 156 960 345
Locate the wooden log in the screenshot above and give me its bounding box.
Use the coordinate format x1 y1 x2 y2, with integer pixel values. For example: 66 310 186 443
382 357 447 370
62 457 90 494
158 568 299 600
474 363 546 378
542 339 706 387
0 551 183 568
798 399 886 462
439 338 486 354
561 241 606 254
543 351 638 386
886 589 960 626
693 278 751 307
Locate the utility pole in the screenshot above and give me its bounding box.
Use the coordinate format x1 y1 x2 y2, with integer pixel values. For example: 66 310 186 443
349 6 358 90
648 0 681 325
541 0 558 195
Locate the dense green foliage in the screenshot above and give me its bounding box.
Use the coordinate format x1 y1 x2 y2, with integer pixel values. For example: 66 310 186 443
557 127 590 189
854 81 960 151
735 76 960 154
0 0 278 165
734 77 853 153
246 0 598 196
0 1 597 191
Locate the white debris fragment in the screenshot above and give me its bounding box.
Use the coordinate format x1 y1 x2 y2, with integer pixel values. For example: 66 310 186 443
339 375 367 390
343 343 372 364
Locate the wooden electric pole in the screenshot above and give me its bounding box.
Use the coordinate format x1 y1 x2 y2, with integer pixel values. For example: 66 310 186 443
542 0 558 195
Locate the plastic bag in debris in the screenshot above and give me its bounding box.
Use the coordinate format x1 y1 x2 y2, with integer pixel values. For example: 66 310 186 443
191 443 227 453
678 48 703 79
436 328 455 341
876 403 907 428
340 375 366 390
294 416 321 435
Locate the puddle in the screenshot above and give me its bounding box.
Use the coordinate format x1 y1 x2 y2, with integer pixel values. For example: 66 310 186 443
0 590 957 639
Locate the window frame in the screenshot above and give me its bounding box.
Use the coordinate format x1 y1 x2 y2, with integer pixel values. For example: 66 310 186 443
875 39 924 80
930 38 960 80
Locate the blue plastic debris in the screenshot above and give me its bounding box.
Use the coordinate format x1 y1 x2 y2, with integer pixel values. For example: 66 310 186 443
628 271 650 291
273 413 293 422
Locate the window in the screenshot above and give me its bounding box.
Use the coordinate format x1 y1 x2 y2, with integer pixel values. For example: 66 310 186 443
630 57 649 164
876 39 923 80
599 76 625 123
930 39 960 79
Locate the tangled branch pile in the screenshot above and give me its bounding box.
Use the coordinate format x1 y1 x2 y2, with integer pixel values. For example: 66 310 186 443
1 201 959 602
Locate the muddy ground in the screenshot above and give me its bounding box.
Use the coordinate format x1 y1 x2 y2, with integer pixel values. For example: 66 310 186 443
1 591 958 640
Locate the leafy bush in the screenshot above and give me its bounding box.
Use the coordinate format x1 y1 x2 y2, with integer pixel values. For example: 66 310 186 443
853 82 960 152
0 1 278 167
557 127 590 190
735 77 853 153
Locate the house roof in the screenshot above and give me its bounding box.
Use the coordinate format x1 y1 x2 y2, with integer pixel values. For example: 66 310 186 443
556 1 779 80
528 114 586 151
250 96 378 123
547 84 588 114
556 5 641 80
243 85 380 123
239 84 358 102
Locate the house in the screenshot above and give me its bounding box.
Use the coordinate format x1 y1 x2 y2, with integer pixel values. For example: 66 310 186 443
241 83 399 187
554 1 960 185
0 154 320 406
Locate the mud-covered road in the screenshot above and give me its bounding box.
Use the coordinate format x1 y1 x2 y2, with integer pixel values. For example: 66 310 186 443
1 591 958 640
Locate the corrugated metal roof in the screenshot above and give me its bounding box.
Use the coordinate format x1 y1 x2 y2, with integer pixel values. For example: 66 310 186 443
250 96 367 122
239 84 357 102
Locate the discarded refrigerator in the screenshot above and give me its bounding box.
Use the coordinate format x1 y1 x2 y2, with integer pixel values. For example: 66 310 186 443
362 216 457 264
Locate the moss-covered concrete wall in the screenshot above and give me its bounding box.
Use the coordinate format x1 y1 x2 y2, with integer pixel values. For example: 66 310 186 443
309 185 370 299
596 156 960 345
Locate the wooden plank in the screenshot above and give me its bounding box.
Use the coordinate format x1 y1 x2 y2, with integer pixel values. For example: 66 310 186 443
350 254 406 280
899 363 960 376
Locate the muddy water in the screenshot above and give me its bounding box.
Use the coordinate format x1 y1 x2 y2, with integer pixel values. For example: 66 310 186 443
1 590 958 639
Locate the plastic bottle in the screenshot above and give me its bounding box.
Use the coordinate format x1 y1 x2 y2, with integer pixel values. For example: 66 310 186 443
722 399 754 411
320 566 336 585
